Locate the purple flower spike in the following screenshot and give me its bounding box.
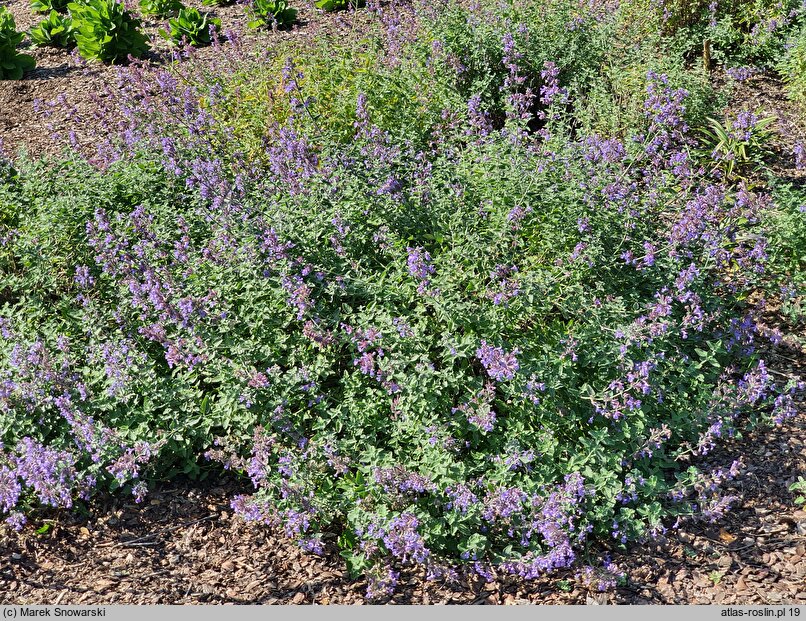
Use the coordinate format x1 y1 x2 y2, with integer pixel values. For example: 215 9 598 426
476 340 519 381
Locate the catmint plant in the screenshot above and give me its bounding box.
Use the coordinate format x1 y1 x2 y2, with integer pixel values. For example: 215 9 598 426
2 0 803 602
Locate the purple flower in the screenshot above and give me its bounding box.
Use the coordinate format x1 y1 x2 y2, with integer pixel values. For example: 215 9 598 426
0 318 13 340
467 94 493 137
730 111 761 142
0 466 21 513
366 566 399 600
794 143 805 170
454 383 498 432
500 33 536 138
283 507 313 538
299 536 324 555
264 127 319 195
524 376 547 404
74 265 96 288
246 427 274 485
5 512 26 531
482 487 527 522
506 205 532 227
445 483 479 513
467 405 497 432
405 247 436 295
13 439 77 509
131 481 148 503
373 466 436 495
382 513 430 564
406 246 435 290
540 61 566 108
277 454 294 478
772 393 797 425
476 340 519 381
701 494 738 522
281 273 314 320
231 494 273 524
487 264 520 305
392 317 413 338
357 352 376 375
726 66 757 82
106 443 153 484
577 557 625 592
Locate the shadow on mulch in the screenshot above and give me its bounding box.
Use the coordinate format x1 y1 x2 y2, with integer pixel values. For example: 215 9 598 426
25 64 76 81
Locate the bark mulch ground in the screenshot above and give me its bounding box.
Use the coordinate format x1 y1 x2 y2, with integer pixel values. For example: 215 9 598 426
0 10 804 603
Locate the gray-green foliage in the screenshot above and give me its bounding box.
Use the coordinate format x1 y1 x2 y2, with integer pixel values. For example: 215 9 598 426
0 0 802 598
779 24 806 106
0 156 206 473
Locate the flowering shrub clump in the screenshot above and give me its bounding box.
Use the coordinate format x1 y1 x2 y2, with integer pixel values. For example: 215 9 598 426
1 0 804 601
652 0 805 67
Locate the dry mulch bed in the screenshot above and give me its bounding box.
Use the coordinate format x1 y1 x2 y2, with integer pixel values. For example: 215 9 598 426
0 6 805 604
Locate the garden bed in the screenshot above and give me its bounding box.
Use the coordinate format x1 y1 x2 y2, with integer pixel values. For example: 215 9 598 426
1 0 805 606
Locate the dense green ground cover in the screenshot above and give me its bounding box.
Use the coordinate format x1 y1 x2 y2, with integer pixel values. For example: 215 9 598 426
1 0 804 598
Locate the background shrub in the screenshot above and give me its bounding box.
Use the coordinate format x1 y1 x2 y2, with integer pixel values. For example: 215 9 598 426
69 0 150 63
0 7 36 80
30 0 71 14
28 10 75 48
762 179 806 331
315 0 365 11
139 0 184 18
245 0 296 29
779 24 806 107
654 0 805 67
162 7 220 46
